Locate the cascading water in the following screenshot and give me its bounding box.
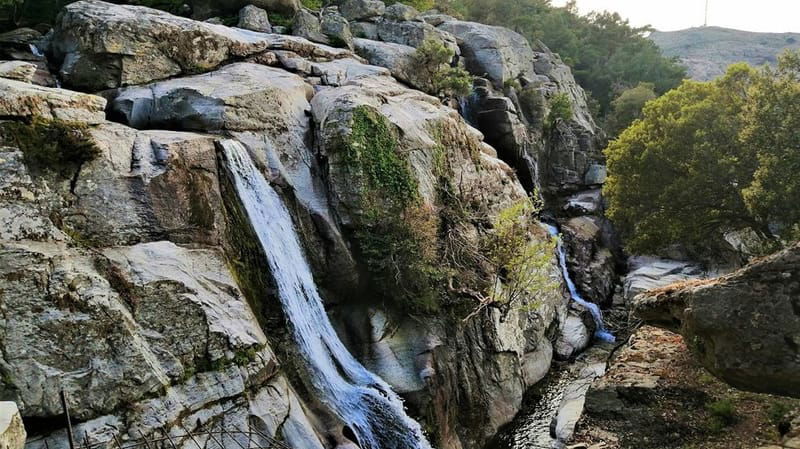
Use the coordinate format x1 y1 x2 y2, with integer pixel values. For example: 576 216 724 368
544 224 615 342
221 140 434 449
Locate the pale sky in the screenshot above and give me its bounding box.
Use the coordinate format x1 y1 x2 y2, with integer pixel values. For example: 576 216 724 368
551 0 800 33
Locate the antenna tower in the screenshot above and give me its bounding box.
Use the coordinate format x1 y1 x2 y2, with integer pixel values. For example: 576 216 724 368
704 0 709 27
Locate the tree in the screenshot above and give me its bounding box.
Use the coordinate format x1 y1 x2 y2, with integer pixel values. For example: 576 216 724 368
604 82 657 138
740 51 800 241
412 38 472 98
603 64 760 257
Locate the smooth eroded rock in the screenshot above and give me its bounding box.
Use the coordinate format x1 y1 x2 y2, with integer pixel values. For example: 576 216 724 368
633 243 800 398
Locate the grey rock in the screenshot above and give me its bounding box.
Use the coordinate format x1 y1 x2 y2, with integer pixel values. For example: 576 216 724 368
0 61 37 83
0 28 43 61
351 21 378 39
623 256 705 302
320 7 354 49
377 18 459 54
272 25 288 34
311 72 568 448
561 216 618 305
107 62 312 132
384 3 419 21
0 77 106 123
204 16 224 24
338 0 385 21
563 189 603 216
189 0 300 18
50 1 352 90
584 163 607 185
292 8 329 44
438 19 535 88
0 403 24 449
634 243 800 398
238 5 272 32
554 313 592 359
419 11 455 26
353 38 425 89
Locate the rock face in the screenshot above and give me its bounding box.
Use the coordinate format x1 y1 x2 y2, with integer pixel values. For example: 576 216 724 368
0 3 614 448
47 0 352 91
0 403 25 449
634 243 800 398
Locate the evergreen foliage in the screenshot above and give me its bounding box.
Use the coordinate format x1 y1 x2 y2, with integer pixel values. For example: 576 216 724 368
604 52 800 257
412 38 473 98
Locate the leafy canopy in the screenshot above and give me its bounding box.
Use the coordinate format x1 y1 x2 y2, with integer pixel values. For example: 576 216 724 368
604 53 800 257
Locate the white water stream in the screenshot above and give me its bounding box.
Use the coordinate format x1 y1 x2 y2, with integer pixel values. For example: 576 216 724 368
221 140 433 449
544 224 614 342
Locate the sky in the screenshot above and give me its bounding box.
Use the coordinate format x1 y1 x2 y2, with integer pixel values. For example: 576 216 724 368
550 0 800 33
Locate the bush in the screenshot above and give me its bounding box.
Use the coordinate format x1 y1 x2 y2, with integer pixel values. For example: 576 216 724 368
605 82 657 138
767 401 793 435
412 38 473 98
706 398 737 432
0 117 100 177
547 92 573 127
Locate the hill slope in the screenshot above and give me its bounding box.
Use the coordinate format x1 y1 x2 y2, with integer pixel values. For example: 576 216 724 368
651 26 800 80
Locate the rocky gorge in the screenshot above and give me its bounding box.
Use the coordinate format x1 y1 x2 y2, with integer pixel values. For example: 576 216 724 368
0 1 797 449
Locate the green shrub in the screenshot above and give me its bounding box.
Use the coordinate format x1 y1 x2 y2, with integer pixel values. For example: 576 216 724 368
706 398 737 432
767 401 793 434
413 38 473 98
546 92 573 127
0 117 100 177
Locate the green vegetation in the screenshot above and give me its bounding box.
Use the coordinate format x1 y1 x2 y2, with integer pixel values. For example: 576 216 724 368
604 82 657 138
481 198 557 311
546 92 573 128
300 0 323 10
767 400 793 434
604 53 800 257
412 38 473 98
0 117 100 178
450 0 686 119
339 106 441 314
706 398 737 432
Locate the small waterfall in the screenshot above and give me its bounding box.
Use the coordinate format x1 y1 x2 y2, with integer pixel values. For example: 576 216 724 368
544 224 615 342
29 43 44 58
221 140 433 449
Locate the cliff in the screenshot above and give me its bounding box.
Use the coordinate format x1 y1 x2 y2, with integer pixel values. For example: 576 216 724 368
0 2 617 448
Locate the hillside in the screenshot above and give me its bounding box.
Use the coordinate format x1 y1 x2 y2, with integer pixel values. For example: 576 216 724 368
651 26 800 80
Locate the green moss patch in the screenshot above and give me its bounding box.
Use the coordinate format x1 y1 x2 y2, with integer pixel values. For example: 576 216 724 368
338 106 442 314
0 117 100 178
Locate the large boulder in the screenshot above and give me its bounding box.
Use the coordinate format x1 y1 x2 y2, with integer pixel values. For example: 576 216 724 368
623 256 706 302
238 4 272 32
437 20 536 88
107 62 312 132
377 18 459 55
353 38 425 89
48 0 351 91
633 243 800 398
383 3 419 21
338 0 385 21
561 216 617 305
0 77 106 122
189 0 300 18
320 7 354 49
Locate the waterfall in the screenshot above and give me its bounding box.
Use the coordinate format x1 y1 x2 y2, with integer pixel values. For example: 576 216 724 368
220 140 434 449
544 224 615 343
